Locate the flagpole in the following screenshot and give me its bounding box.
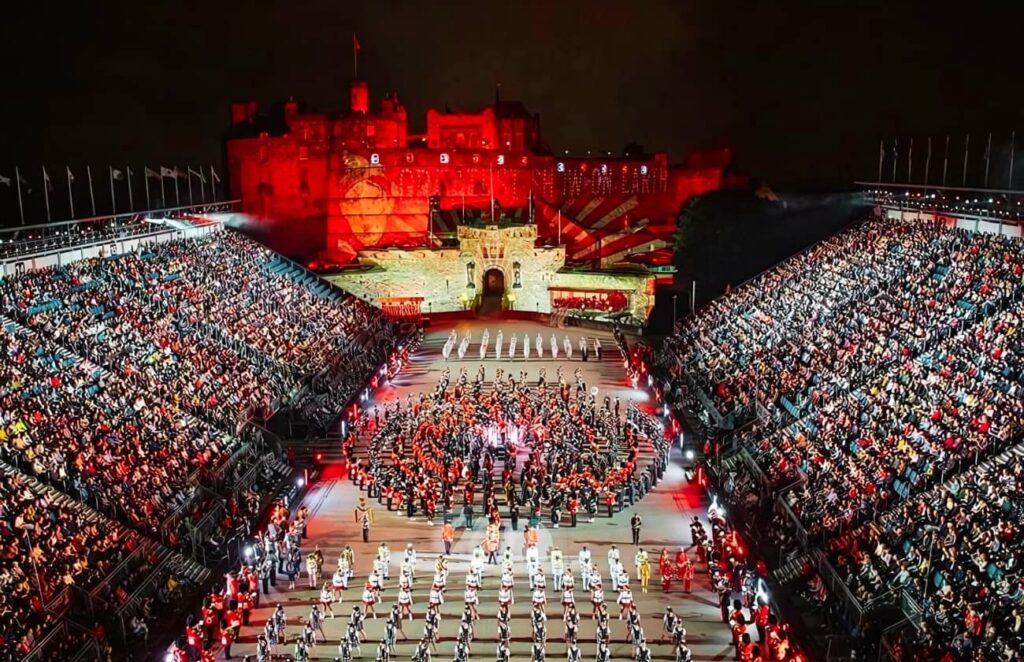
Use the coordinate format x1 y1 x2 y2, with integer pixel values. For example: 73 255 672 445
187 165 194 205
109 166 117 215
87 166 97 215
173 168 180 206
557 209 562 245
877 139 884 182
144 168 151 209
67 167 75 219
1009 130 1016 189
983 132 992 187
962 135 970 186
210 165 216 201
15 166 25 225
923 137 932 191
941 135 950 187
126 166 134 211
42 166 51 222
160 169 166 208
892 139 899 182
907 137 913 183
198 169 206 203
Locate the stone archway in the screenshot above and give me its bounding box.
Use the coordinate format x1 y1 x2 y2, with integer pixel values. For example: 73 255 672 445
483 268 505 295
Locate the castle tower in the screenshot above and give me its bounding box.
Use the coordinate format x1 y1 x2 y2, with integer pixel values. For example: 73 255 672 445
350 80 369 114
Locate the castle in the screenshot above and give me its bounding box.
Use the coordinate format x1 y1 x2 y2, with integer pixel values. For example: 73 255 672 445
225 79 742 265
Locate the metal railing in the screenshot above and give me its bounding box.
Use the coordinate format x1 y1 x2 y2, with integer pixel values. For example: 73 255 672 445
0 201 238 260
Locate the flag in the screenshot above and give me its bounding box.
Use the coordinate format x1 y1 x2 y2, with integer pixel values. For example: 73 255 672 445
145 167 160 179
66 166 75 183
160 166 175 177
0 174 10 187
112 168 124 180
353 33 361 51
188 167 207 184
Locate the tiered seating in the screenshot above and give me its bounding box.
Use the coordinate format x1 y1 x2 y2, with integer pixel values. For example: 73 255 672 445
838 444 1024 660
769 306 1023 536
0 228 398 657
0 317 233 536
0 463 143 659
667 216 1024 659
665 219 1024 428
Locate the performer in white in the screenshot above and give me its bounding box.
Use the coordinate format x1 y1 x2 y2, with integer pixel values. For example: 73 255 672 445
457 333 470 360
526 543 540 585
508 333 518 360
479 328 490 360
550 333 559 359
551 547 565 591
564 335 573 359
607 545 621 591
579 546 593 590
523 333 531 359
536 332 544 359
495 330 504 360
442 332 454 361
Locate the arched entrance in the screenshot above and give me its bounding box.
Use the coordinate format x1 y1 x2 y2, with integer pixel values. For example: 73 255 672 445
484 268 505 295
480 268 505 316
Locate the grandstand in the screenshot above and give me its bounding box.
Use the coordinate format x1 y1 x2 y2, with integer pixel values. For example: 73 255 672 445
659 195 1024 660
0 209 403 658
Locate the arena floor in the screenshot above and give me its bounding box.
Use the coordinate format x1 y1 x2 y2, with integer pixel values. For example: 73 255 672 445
228 319 737 660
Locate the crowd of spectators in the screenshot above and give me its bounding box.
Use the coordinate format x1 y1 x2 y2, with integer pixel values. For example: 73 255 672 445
0 465 140 658
0 227 397 657
665 216 1024 659
665 219 1023 428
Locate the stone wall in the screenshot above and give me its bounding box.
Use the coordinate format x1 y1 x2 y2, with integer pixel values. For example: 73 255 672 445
327 223 656 319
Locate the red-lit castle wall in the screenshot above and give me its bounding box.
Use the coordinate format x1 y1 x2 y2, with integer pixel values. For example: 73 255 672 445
226 83 741 264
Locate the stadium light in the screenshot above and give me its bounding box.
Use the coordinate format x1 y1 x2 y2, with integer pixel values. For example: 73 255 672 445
685 449 695 461
296 477 305 488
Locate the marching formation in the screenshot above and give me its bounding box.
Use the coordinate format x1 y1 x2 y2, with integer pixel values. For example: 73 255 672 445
442 329 603 363
348 360 671 530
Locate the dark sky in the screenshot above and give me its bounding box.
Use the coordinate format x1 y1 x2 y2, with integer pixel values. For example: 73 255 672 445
1 0 1022 191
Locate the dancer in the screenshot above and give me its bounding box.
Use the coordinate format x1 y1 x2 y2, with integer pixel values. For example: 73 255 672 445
523 332 531 359
495 330 503 360
564 335 573 359
550 333 559 358
508 333 518 360
536 332 544 358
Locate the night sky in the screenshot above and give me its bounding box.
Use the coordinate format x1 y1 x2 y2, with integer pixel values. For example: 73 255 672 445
2 0 1021 191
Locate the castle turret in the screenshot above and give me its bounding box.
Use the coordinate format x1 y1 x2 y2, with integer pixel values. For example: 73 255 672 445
350 80 369 114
